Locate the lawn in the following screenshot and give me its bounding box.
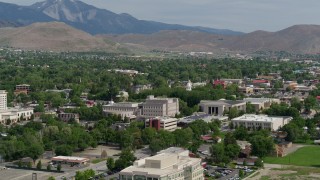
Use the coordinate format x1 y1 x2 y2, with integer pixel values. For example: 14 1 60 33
264 146 320 167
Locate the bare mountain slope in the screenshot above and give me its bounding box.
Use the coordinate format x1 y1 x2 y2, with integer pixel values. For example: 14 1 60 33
103 25 320 54
100 30 231 52
0 22 123 52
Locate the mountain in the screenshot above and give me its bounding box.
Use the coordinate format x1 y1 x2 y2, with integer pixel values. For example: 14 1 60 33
99 30 231 52
0 2 54 25
104 25 320 54
221 25 320 53
28 0 242 35
0 22 125 52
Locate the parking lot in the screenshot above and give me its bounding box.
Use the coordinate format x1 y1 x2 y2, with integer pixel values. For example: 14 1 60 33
205 166 240 180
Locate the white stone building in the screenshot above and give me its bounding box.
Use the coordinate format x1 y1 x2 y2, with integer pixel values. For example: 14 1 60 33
142 95 179 118
232 114 292 131
119 148 204 180
103 102 141 120
199 100 246 116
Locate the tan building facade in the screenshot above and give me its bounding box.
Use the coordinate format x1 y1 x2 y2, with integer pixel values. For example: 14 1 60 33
103 102 141 120
199 100 246 116
232 114 292 131
119 148 204 180
145 117 178 132
142 95 179 118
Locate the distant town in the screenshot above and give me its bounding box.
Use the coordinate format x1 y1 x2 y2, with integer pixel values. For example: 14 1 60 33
0 48 320 180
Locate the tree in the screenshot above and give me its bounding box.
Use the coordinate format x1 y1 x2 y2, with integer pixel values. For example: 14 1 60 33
304 96 317 112
101 150 107 159
246 102 256 113
27 143 44 164
210 143 225 163
224 144 241 160
254 158 264 168
249 135 274 157
47 177 55 180
224 132 237 146
114 148 136 170
141 127 157 144
75 169 95 180
239 169 245 178
290 97 302 112
228 107 239 119
47 164 52 171
173 128 193 148
57 164 61 172
36 160 42 170
27 161 32 168
106 157 115 171
234 126 248 140
55 145 73 156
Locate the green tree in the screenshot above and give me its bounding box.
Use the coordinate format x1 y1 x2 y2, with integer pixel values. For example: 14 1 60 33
55 145 73 156
47 176 55 180
234 126 248 140
246 102 256 113
228 107 239 119
304 96 317 112
210 143 225 163
224 144 241 160
254 158 264 168
290 97 302 112
57 164 61 172
36 160 42 170
106 157 115 171
47 164 52 171
141 127 157 144
75 169 95 180
249 135 274 157
173 128 193 148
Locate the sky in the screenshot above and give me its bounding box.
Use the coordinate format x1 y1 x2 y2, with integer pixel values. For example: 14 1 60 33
2 0 320 32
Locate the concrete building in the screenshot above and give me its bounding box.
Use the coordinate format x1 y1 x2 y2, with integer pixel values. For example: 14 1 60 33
142 95 179 118
238 87 254 94
220 79 243 85
232 114 292 131
0 108 34 125
14 84 31 95
145 117 178 132
51 156 89 166
119 148 204 180
243 98 280 111
0 90 7 110
199 100 246 116
103 102 141 120
58 113 80 123
132 84 152 94
178 112 228 127
0 90 33 125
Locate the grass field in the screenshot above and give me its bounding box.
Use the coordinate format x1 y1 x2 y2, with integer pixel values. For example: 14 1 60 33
264 146 320 167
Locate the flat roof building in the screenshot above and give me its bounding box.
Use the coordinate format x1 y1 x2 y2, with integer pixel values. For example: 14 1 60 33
232 114 292 131
119 148 204 180
145 117 178 132
103 102 141 120
142 95 179 118
199 100 246 116
178 112 228 127
51 156 89 165
0 90 7 110
243 98 280 112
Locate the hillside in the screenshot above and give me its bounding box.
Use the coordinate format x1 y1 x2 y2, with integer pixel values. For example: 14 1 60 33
104 25 320 54
0 22 124 52
28 0 242 35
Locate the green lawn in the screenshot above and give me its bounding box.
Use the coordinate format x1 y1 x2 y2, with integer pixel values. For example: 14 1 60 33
264 146 320 167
